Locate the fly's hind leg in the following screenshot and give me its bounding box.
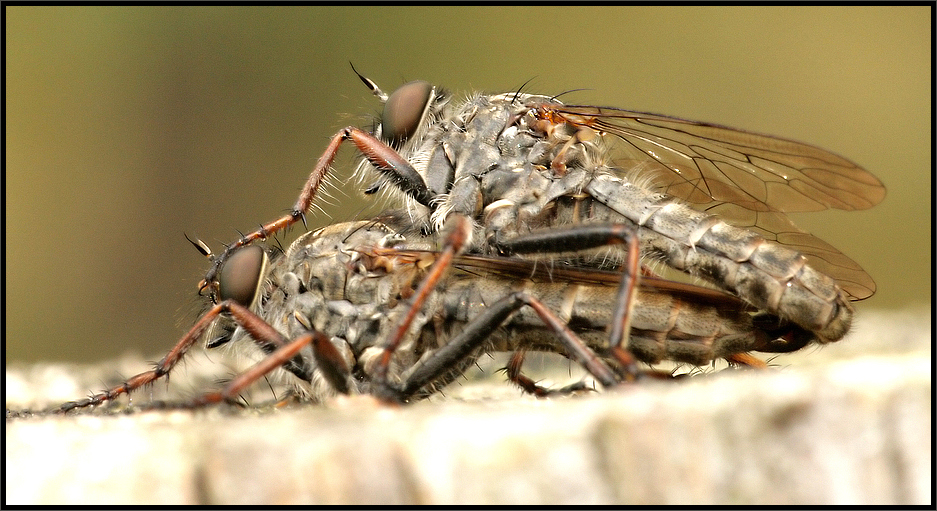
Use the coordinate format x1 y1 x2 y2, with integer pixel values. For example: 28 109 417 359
380 291 622 403
504 351 593 397
493 222 644 382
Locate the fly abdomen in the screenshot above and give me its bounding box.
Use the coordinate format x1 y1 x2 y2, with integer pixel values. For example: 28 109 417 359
587 173 852 342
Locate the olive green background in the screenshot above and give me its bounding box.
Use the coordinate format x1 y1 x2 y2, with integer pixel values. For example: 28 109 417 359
7 6 930 363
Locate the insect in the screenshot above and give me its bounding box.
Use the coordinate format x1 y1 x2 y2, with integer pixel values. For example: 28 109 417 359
198 66 883 352
58 213 807 412
56 69 884 411
354 72 886 344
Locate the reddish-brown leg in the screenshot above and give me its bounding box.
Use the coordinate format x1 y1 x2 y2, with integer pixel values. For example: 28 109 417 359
57 300 299 413
504 351 592 397
371 215 472 387
202 126 432 299
725 352 769 369
187 331 327 407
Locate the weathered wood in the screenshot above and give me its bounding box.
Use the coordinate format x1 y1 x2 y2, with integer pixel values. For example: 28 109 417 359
5 309 930 505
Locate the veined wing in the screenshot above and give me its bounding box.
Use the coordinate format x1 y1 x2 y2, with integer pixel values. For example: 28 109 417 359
533 103 886 300
380 248 754 312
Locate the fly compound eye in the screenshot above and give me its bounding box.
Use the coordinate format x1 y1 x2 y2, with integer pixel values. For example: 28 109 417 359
217 245 268 307
382 80 433 145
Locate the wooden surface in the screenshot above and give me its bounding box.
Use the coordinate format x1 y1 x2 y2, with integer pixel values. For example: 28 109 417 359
5 308 931 505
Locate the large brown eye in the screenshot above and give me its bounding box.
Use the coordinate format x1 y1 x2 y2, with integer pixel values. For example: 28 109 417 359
382 80 432 145
218 245 267 307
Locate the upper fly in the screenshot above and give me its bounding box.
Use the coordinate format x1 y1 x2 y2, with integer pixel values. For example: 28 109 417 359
350 70 884 344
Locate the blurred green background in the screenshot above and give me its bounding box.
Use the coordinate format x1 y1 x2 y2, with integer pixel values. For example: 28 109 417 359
7 6 930 364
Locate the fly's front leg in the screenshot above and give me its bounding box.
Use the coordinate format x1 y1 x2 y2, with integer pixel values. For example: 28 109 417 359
55 300 287 412
202 127 433 293
494 223 643 382
54 300 340 412
187 330 333 407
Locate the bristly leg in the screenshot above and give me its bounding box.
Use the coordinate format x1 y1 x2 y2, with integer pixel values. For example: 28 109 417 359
55 300 314 413
200 126 433 301
504 351 593 397
383 290 623 403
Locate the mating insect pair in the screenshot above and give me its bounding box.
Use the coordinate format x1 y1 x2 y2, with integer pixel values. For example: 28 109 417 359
58 213 804 411
57 68 884 411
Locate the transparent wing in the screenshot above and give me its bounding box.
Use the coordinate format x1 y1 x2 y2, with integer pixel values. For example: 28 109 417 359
537 103 886 300
384 248 754 311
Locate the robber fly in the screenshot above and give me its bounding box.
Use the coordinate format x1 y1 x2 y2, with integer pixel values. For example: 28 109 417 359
354 71 885 343
198 66 882 355
58 212 808 411
57 69 885 410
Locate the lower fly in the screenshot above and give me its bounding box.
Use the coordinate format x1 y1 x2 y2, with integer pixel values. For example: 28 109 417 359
55 213 806 412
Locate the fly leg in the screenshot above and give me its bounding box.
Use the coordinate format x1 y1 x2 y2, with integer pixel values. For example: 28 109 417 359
186 330 333 407
493 223 644 382
55 301 319 412
370 215 473 396
202 126 433 296
504 351 593 397
504 351 686 395
380 291 621 403
724 353 769 369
